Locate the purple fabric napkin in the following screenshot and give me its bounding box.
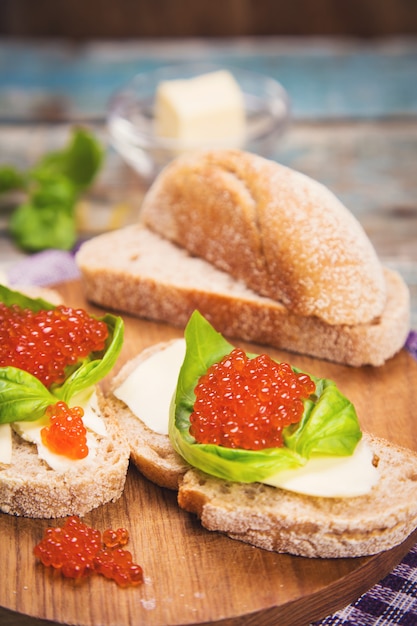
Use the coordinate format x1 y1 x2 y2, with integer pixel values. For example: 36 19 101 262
406 331 417 362
314 542 417 625
7 249 80 287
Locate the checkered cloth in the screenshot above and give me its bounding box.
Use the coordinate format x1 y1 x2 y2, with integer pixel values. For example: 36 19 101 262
314 543 417 625
6 251 417 626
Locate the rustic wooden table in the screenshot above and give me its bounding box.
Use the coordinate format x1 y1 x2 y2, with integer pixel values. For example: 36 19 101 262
0 37 417 625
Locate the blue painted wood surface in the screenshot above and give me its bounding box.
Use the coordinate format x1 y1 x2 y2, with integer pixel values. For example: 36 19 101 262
0 38 417 121
0 37 416 326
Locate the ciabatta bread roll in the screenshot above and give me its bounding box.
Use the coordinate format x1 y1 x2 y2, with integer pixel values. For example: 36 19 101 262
141 150 386 326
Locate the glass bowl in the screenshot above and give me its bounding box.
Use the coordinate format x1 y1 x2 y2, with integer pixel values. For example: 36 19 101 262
107 62 290 182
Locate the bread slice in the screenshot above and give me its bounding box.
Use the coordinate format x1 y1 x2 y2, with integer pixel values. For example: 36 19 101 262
106 344 417 558
76 224 410 367
177 434 417 558
141 149 386 326
108 343 190 490
0 389 130 518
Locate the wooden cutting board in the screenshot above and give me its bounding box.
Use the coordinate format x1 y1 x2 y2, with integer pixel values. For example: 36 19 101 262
1 279 417 626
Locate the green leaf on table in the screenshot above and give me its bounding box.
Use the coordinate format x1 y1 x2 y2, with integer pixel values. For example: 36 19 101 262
0 165 26 193
30 170 77 208
3 126 104 251
0 367 56 424
9 199 77 252
33 127 104 190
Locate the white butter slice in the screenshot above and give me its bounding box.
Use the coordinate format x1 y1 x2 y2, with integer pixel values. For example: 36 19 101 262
264 439 379 497
114 339 186 435
36 432 98 473
155 70 246 145
11 391 106 471
12 414 48 445
0 423 12 464
80 391 107 436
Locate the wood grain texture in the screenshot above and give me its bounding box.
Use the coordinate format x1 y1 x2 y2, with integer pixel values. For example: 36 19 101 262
1 0 416 38
1 279 417 626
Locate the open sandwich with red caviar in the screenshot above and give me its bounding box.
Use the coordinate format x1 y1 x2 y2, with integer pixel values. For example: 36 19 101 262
108 310 417 558
0 284 130 518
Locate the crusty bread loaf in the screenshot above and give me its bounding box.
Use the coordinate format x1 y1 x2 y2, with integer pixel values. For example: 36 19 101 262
108 343 190 490
140 149 386 326
0 389 130 518
178 433 417 558
106 343 417 558
76 224 410 367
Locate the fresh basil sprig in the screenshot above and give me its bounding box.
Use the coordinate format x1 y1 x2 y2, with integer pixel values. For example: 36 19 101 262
169 311 362 483
0 127 103 252
0 286 124 424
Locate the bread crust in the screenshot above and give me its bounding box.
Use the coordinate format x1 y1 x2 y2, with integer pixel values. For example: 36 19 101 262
177 434 417 558
108 344 190 490
76 225 410 367
141 150 387 325
0 389 130 518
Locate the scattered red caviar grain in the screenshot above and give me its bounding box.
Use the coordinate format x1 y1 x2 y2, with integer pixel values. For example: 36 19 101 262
34 516 143 587
103 527 129 548
41 401 88 459
34 517 101 579
190 348 316 450
0 303 108 388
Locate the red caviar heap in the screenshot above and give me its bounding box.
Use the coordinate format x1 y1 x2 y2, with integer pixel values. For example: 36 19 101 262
0 303 108 388
41 402 88 460
34 516 144 587
190 348 316 450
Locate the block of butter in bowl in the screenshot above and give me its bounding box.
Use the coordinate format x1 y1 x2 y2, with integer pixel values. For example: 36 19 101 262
107 63 290 180
154 69 246 145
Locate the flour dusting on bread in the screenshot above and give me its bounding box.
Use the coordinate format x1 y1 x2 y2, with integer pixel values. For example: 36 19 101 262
141 150 386 325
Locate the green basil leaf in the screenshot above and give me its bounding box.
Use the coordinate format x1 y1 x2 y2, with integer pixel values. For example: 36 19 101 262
0 284 55 312
0 367 55 424
53 313 124 402
175 310 234 429
283 378 362 457
169 405 305 482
